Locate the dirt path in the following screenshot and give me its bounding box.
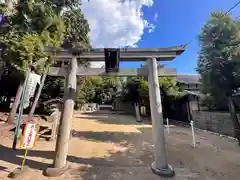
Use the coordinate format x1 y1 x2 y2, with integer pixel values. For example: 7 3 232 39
0 111 240 179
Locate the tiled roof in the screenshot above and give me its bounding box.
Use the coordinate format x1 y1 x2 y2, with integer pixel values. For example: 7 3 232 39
176 74 200 84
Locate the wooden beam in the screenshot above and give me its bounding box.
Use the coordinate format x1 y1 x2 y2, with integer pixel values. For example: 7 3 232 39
45 45 187 62
48 67 176 77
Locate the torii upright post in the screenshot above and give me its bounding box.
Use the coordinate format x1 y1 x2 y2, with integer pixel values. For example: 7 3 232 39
53 57 77 168
148 57 175 177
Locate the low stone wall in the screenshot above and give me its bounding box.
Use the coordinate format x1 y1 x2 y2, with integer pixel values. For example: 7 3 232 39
192 111 240 137
79 103 99 112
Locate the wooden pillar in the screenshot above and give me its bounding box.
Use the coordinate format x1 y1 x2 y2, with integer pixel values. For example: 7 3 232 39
7 83 23 123
53 57 77 168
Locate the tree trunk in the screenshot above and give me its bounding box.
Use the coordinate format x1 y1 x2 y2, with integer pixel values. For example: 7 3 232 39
228 96 240 145
29 73 47 116
6 82 23 124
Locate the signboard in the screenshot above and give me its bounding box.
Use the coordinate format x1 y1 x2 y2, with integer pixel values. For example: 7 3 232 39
23 73 41 109
20 123 39 149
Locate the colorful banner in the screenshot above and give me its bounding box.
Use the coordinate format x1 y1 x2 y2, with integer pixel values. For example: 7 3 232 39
20 123 39 149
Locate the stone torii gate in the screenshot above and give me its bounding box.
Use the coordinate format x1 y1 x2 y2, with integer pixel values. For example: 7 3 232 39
45 45 187 177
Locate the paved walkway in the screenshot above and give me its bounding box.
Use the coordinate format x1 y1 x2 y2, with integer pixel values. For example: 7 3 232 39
0 111 240 179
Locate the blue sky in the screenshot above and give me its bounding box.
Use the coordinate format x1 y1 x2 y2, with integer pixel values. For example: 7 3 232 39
120 0 240 74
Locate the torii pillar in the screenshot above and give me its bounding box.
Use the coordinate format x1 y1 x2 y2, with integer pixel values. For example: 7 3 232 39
54 56 77 167
45 57 77 176
148 57 174 177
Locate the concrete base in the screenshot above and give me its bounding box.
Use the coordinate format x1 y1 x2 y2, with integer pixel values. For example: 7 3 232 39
8 166 31 179
151 162 175 178
43 164 69 177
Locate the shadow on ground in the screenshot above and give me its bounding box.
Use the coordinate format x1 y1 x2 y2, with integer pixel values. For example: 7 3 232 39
71 130 140 143
0 128 145 170
0 126 163 179
1 111 240 179
0 125 205 179
68 126 206 180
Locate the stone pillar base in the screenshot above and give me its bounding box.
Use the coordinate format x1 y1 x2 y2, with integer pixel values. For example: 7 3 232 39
151 162 175 178
43 164 69 177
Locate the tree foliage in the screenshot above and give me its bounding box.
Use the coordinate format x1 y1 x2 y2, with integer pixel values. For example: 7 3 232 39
79 76 180 109
75 76 121 107
0 0 90 74
197 12 240 98
0 0 91 116
62 8 90 50
197 11 240 143
1 1 63 73
122 76 181 114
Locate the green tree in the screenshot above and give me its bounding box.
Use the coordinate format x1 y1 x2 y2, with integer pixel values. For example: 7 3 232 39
0 0 91 122
75 76 121 107
122 76 181 116
1 0 66 70
0 0 66 122
76 76 99 106
62 8 91 50
197 12 240 143
44 0 80 13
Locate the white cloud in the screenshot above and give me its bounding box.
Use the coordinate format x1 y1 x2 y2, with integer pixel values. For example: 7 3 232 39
153 12 158 21
81 0 155 68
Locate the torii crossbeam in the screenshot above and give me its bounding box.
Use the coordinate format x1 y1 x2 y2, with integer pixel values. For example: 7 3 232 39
45 45 187 178
46 45 186 61
48 67 177 76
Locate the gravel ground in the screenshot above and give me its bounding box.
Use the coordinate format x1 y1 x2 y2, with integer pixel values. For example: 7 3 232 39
0 111 239 180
